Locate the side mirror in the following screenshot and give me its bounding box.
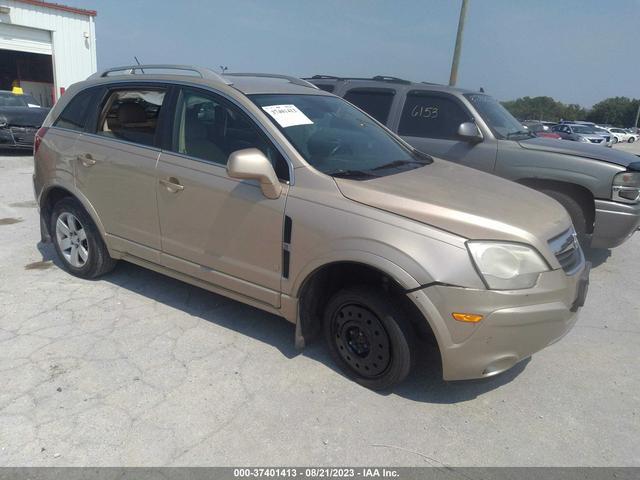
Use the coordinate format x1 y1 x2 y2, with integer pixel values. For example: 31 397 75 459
457 122 483 143
227 148 283 199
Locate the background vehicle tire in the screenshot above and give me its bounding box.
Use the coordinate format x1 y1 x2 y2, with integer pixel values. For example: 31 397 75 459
323 285 413 390
51 197 117 279
629 137 635 143
612 137 618 144
539 189 589 248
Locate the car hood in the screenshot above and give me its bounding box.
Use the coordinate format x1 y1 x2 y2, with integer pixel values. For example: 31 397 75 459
334 159 570 254
0 106 50 127
518 137 638 167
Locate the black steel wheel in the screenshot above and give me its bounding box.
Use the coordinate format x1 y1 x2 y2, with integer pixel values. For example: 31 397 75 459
324 286 413 390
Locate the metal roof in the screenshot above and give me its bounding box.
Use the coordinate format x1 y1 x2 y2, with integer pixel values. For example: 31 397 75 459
13 0 97 17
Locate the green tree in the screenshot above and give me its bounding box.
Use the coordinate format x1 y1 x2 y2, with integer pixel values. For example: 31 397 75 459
501 96 586 122
586 97 640 127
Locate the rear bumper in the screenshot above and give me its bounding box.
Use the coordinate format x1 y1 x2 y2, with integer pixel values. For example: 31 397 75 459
591 199 640 248
408 264 589 381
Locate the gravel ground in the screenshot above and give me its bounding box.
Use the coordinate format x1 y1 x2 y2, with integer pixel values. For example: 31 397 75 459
0 151 638 466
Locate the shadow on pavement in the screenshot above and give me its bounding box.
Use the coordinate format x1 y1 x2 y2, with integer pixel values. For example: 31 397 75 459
36 241 524 403
0 148 32 157
584 247 611 268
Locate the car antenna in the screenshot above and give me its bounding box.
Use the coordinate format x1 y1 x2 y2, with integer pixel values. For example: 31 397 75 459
134 56 144 74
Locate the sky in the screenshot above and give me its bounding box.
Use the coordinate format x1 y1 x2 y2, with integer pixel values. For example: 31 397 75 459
66 0 640 106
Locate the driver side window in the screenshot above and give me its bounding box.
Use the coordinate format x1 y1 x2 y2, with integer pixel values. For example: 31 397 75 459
398 92 471 140
171 88 289 180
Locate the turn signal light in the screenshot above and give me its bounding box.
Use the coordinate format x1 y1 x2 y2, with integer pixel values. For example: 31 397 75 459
452 312 483 323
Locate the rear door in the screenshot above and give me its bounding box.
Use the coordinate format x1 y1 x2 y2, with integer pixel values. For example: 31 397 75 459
394 90 498 172
74 85 168 257
155 86 290 307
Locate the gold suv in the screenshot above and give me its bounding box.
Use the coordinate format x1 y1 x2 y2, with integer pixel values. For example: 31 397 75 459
33 65 589 389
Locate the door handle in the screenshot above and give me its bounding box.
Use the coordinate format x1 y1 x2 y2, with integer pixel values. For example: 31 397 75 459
78 153 96 167
159 177 185 193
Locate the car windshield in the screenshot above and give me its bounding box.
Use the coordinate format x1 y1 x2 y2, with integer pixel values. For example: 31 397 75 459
464 93 529 139
250 94 431 179
0 93 39 108
572 125 593 134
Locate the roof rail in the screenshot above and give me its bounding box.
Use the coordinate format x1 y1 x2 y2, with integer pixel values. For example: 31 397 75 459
88 64 232 84
225 73 318 89
310 75 342 80
372 75 411 84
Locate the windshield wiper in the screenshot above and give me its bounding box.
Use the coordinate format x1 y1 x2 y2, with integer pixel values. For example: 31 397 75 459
371 159 430 171
328 169 379 179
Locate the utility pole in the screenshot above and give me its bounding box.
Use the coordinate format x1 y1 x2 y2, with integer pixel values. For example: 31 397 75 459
634 102 640 132
449 0 469 86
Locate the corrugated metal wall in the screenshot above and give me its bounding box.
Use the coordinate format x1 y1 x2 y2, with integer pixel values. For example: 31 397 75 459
1 0 97 100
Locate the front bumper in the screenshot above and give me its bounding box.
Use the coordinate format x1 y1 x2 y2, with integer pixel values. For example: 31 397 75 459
408 263 589 381
0 126 36 149
591 199 640 249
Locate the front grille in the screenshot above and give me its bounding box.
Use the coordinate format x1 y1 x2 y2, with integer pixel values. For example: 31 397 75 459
589 138 603 143
548 228 583 274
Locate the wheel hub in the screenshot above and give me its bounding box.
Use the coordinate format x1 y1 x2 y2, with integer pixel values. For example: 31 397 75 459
332 304 391 378
55 212 89 268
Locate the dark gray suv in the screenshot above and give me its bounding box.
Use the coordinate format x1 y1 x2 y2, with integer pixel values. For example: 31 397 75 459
308 75 640 249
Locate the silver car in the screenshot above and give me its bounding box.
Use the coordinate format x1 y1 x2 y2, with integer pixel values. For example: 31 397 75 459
552 124 610 146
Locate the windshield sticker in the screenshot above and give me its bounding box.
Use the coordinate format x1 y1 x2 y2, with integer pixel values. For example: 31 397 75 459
262 104 313 128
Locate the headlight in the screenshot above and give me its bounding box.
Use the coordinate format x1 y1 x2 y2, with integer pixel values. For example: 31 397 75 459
0 116 8 128
613 171 640 203
467 241 550 290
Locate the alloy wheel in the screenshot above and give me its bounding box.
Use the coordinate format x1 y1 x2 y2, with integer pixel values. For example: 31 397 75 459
55 212 89 268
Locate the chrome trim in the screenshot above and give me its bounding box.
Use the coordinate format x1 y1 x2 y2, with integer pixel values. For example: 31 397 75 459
612 185 640 204
548 227 584 276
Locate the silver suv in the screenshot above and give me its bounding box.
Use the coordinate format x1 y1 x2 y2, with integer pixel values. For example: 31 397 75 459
33 65 589 389
308 76 640 249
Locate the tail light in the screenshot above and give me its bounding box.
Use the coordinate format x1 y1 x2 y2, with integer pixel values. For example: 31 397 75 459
34 127 48 156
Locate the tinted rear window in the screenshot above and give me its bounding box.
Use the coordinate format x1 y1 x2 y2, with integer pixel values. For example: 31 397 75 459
54 88 96 131
343 88 395 124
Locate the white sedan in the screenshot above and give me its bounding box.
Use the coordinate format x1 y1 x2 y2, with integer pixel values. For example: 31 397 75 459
605 127 638 143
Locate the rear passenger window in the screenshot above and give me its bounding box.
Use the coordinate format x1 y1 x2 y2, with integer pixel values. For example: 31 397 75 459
54 88 96 131
398 92 471 140
171 87 289 180
96 89 166 147
344 88 395 124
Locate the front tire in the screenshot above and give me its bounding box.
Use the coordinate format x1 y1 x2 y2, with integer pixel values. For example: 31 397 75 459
539 189 590 248
629 137 635 143
323 286 413 390
51 197 116 279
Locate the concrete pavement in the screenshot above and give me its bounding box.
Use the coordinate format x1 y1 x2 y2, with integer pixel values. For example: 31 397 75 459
0 152 638 466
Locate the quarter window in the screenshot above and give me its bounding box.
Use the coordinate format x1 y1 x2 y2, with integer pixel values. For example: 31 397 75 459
343 88 395 124
399 92 471 140
54 88 96 131
96 89 166 147
172 88 289 180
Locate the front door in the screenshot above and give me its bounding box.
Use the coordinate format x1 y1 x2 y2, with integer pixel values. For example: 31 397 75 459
392 90 498 172
156 86 289 307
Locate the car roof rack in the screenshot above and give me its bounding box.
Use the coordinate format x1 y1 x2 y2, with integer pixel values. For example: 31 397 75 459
372 75 411 84
89 64 232 84
310 75 343 80
224 72 318 89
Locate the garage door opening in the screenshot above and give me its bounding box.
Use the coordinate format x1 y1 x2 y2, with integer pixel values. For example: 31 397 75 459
0 49 54 107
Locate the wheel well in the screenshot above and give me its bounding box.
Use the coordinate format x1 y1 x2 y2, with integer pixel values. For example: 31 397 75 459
40 186 74 236
297 262 436 345
517 178 595 234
